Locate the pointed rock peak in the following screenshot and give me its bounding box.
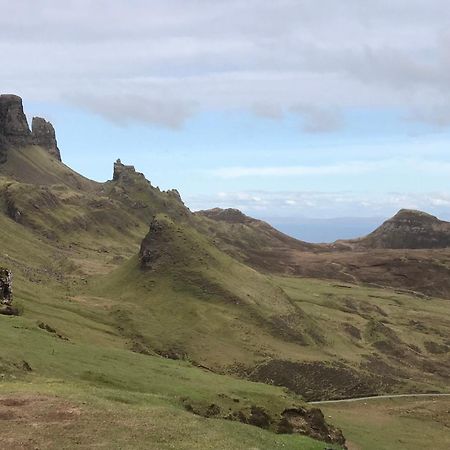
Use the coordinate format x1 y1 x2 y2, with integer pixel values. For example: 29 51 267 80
113 158 137 180
31 117 62 161
0 94 31 143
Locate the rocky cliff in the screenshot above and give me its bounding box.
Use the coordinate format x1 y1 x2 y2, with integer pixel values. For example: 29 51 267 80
0 95 31 145
0 95 31 163
0 94 62 163
32 117 61 161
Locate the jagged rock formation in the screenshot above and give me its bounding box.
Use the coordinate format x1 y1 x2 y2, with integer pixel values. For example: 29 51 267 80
0 95 31 163
31 117 61 161
0 95 31 146
113 159 148 184
351 209 450 249
0 94 62 163
0 267 17 315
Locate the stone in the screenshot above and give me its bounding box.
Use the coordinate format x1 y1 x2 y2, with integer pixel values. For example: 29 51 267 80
0 95 31 145
278 407 346 448
0 267 18 315
0 268 13 305
31 117 61 161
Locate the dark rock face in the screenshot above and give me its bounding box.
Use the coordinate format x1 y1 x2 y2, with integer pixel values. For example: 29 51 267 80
139 217 168 269
0 95 31 145
0 95 32 163
0 268 13 305
278 407 346 447
113 159 147 183
0 94 62 163
31 117 61 161
0 267 18 315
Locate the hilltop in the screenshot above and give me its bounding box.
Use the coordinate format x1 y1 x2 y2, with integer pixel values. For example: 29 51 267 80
349 209 450 249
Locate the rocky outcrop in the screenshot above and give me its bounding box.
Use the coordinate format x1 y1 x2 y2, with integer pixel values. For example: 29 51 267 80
31 117 61 161
0 95 32 163
0 95 31 146
139 216 169 269
113 159 148 184
0 267 18 315
278 407 346 447
0 94 62 163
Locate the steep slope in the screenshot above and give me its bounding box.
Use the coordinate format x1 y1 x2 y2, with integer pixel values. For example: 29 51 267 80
91 213 323 369
195 208 316 272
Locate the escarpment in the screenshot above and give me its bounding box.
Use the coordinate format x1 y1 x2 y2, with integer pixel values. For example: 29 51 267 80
31 117 61 161
0 94 61 163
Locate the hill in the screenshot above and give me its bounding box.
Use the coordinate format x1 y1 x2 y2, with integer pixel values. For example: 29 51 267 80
348 209 450 249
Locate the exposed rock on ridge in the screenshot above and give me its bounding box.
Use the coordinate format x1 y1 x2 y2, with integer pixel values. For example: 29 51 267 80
113 159 146 183
0 94 62 163
31 117 61 161
0 95 31 145
0 95 31 163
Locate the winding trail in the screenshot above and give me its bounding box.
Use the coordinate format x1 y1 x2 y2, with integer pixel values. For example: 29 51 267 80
309 393 450 405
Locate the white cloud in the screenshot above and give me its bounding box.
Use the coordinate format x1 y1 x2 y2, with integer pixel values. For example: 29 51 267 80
212 161 385 178
3 1 450 129
187 190 450 220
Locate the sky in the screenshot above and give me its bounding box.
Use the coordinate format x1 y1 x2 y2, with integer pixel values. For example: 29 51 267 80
3 0 450 240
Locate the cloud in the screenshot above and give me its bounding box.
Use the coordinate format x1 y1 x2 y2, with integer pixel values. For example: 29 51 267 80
2 1 450 129
212 161 384 178
187 190 450 220
211 157 450 179
68 93 196 129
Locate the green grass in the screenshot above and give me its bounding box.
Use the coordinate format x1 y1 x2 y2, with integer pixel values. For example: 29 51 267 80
320 397 450 450
0 147 448 448
0 314 338 449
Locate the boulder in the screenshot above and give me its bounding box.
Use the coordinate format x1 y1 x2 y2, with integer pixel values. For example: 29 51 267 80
0 267 18 315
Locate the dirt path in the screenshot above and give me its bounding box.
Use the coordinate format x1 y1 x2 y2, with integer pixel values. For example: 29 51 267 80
309 393 450 405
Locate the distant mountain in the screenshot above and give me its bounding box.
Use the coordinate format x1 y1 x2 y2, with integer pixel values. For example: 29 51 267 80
348 209 450 249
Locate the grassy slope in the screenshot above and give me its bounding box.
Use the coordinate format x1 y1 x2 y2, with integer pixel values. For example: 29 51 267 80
0 315 336 450
270 276 449 396
0 148 448 448
320 397 450 450
0 150 340 448
89 214 323 369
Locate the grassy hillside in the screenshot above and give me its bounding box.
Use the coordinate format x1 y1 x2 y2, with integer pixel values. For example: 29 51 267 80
0 145 448 448
320 397 450 450
0 315 341 450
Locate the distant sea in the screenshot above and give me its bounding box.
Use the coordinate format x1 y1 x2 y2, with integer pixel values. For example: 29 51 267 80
264 217 385 243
